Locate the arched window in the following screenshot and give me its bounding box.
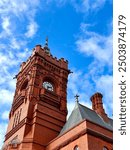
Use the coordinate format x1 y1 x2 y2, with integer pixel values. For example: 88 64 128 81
20 80 28 91
103 146 108 150
74 145 79 150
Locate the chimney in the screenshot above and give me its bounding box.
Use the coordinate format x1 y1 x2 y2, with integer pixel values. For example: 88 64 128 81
90 92 109 123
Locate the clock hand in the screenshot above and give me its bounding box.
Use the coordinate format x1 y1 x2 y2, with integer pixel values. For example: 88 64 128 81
47 86 52 90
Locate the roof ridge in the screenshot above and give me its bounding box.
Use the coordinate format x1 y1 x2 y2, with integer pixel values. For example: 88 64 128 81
78 103 93 111
75 102 84 120
77 103 87 119
60 102 84 135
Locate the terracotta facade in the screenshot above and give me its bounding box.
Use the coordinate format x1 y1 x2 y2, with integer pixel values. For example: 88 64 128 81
2 42 113 150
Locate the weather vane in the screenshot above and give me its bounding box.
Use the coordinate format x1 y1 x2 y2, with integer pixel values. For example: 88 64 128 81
44 36 50 54
74 94 79 103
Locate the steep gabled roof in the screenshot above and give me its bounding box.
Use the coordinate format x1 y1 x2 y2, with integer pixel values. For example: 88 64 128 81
60 102 113 135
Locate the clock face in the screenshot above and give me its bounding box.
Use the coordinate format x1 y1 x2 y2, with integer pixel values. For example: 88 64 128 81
43 81 53 91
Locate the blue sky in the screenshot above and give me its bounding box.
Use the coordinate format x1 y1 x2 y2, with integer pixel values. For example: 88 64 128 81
0 0 112 147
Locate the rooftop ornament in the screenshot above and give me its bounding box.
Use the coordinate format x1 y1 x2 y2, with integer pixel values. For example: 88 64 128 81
74 94 79 103
44 37 50 54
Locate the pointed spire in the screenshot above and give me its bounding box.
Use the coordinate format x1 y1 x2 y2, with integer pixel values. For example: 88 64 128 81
44 36 50 54
74 94 79 103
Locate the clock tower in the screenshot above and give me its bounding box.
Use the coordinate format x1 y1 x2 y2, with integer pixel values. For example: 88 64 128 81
3 39 70 150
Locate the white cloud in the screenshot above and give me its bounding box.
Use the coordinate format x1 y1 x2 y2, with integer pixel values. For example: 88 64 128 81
1 17 11 35
0 53 8 66
91 0 106 9
10 38 27 50
76 33 113 66
0 89 14 105
1 111 9 120
95 75 113 116
0 0 40 18
0 17 12 39
43 0 107 12
67 101 75 118
68 69 93 96
70 0 106 13
69 21 113 118
46 0 67 6
80 23 94 33
25 21 38 38
67 67 113 118
0 49 29 79
67 68 94 117
0 0 40 40
0 53 13 68
68 70 82 94
10 38 21 50
0 123 8 148
8 80 16 90
71 0 89 12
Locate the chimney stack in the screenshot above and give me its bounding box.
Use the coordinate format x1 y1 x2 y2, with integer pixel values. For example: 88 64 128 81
90 92 109 123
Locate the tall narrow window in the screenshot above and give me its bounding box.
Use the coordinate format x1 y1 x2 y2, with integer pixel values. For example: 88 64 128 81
13 114 17 128
12 108 22 128
18 108 22 123
15 111 19 126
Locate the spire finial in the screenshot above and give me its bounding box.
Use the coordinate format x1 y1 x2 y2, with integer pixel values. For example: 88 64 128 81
44 36 50 54
45 36 48 46
74 94 79 103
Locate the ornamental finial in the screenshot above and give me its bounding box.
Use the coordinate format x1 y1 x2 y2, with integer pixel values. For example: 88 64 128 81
45 36 48 46
74 94 79 103
44 36 50 54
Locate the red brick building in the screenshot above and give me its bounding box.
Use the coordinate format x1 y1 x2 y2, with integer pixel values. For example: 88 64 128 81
2 39 113 150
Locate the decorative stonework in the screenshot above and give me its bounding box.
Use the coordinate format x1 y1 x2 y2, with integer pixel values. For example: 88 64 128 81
3 42 70 149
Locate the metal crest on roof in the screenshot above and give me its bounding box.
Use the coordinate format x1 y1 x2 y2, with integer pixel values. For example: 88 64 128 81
44 36 50 54
74 94 79 103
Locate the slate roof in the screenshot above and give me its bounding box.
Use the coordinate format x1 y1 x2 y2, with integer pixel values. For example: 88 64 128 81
60 102 113 135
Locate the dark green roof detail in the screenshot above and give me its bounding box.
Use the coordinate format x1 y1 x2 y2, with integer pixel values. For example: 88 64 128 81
60 102 113 135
